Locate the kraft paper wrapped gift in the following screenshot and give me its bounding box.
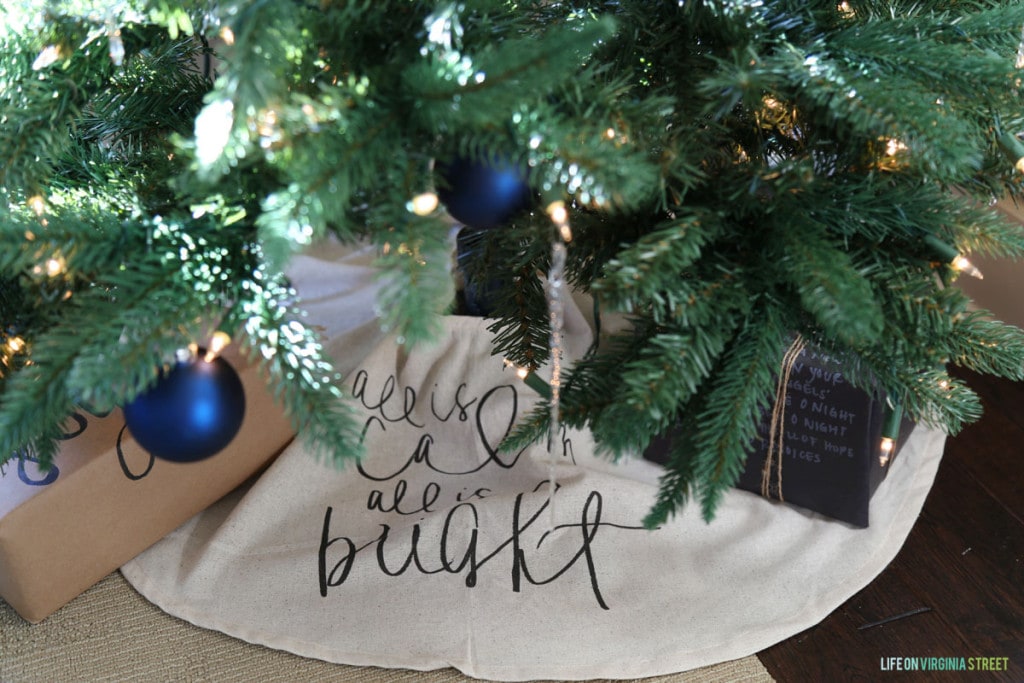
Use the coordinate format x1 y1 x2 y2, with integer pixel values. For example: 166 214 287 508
0 349 294 623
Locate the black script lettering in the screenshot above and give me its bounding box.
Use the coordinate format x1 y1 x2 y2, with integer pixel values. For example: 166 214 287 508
317 484 644 610
375 522 447 578
319 506 358 596
358 415 385 445
430 383 477 423
516 490 610 609
357 386 527 481
356 427 441 481
441 504 480 584
475 385 520 467
352 370 424 428
59 412 88 440
117 424 155 481
456 486 491 502
558 425 576 464
367 479 441 515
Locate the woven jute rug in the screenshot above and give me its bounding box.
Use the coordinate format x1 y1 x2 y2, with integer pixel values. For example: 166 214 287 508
0 572 772 683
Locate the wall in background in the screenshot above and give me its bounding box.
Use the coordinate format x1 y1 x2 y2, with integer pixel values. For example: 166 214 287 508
956 200 1024 329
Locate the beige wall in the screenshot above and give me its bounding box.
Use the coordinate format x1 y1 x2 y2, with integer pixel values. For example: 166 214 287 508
956 200 1024 329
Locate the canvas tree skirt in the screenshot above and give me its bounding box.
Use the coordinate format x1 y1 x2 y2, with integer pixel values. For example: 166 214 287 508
122 246 946 681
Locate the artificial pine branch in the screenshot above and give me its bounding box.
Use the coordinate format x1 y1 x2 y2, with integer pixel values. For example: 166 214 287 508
4 0 1024 523
594 213 722 316
79 34 209 150
371 211 456 345
484 243 551 371
0 29 117 195
235 269 365 466
777 216 884 345
946 312 1024 380
641 411 699 530
644 308 788 526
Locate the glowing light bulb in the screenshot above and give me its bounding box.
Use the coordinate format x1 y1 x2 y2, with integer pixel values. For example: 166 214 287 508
256 109 281 149
45 257 65 277
879 437 895 466
885 138 907 156
7 337 26 354
220 26 236 45
952 255 984 280
879 400 903 466
507 361 551 399
547 200 568 224
922 235 984 279
409 192 439 216
32 45 61 70
503 358 536 385
546 200 572 241
109 29 125 66
28 195 46 216
1017 24 1024 69
204 331 232 362
194 99 235 166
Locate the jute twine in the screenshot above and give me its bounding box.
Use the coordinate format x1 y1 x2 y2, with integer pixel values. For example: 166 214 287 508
761 336 807 501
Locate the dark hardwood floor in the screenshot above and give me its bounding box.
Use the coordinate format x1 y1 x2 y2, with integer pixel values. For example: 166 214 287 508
757 368 1024 681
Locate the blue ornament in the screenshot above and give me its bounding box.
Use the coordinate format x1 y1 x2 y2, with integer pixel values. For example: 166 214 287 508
437 153 531 230
124 352 246 463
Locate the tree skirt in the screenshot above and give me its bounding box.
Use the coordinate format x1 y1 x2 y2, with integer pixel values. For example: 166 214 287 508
121 248 946 681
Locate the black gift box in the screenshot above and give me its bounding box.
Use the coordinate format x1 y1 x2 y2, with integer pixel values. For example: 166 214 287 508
644 344 915 527
455 227 504 317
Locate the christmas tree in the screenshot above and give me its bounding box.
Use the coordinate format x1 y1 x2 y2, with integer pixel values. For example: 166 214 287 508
3 0 1024 524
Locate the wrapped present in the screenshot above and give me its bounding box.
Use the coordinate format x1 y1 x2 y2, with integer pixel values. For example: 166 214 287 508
644 338 915 527
733 339 916 527
0 348 294 622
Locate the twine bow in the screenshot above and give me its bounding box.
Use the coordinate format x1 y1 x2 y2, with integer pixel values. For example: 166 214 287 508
761 335 806 501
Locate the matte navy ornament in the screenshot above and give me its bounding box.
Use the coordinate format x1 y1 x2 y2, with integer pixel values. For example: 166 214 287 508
124 352 246 462
437 153 531 230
